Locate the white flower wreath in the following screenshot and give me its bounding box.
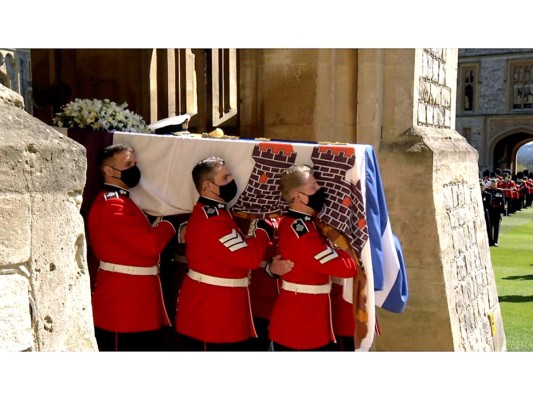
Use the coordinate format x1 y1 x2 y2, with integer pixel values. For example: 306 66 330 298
53 98 150 133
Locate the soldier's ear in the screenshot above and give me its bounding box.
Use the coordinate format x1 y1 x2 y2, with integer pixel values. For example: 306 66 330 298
201 180 211 193
291 190 301 204
290 195 296 204
102 164 114 178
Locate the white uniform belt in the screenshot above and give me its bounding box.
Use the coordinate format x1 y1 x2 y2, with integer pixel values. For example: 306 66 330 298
281 280 331 294
330 276 344 285
187 268 250 288
99 262 159 276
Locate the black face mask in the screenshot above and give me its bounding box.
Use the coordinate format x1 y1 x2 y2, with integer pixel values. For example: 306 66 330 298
110 165 141 188
211 179 238 203
301 187 327 212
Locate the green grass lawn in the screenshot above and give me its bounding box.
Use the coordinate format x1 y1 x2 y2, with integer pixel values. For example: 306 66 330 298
491 204 533 351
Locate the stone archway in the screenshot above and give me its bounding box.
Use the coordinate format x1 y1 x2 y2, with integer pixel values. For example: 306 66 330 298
512 137 533 173
489 128 533 173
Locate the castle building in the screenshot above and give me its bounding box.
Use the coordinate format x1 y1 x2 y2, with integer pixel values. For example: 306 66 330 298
0 48 32 114
456 48 533 174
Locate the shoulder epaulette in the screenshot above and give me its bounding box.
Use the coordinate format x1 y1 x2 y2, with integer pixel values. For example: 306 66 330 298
291 218 310 238
104 192 119 201
202 205 220 219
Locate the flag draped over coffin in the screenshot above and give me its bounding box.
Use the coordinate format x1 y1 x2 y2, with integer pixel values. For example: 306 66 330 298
72 130 408 351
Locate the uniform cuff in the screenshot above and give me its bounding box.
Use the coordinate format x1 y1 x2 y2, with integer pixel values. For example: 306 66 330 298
177 221 188 244
265 259 279 278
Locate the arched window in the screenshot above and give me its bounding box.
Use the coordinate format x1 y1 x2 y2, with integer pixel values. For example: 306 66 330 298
511 62 533 110
464 69 474 111
458 64 478 113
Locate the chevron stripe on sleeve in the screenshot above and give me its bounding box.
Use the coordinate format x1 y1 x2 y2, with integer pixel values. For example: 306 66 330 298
314 246 339 264
219 229 248 252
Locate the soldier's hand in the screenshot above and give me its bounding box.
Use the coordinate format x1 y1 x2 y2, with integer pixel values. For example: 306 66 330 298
269 255 294 276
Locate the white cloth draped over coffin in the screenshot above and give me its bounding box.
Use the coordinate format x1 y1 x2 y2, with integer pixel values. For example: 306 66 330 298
111 132 408 350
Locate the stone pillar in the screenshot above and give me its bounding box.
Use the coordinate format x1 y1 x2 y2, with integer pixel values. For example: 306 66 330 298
0 84 97 351
239 49 358 143
357 49 384 150
366 49 506 351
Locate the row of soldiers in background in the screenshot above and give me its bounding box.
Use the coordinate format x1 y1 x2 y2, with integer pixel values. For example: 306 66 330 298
482 168 533 215
480 168 533 247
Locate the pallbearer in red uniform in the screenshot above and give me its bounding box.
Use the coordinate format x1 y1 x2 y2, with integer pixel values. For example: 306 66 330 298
269 165 357 351
175 156 292 350
88 144 181 351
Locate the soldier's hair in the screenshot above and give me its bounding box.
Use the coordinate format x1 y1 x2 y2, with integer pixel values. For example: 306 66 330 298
98 144 135 175
192 156 225 192
280 164 312 203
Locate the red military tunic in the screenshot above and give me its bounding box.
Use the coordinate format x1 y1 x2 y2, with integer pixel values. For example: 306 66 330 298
498 179 514 200
510 180 519 200
176 196 270 343
88 184 176 333
269 210 357 350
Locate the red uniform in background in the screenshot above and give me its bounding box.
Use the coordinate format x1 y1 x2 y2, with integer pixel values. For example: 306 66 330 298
88 184 176 333
498 178 515 215
234 216 280 321
175 196 271 344
235 216 282 351
269 210 357 350
330 277 356 350
249 264 279 320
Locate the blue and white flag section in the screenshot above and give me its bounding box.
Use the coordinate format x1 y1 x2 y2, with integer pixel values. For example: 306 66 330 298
364 146 409 313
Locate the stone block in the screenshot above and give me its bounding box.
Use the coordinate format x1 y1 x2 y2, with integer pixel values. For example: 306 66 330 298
0 194 31 264
0 272 33 351
30 193 95 351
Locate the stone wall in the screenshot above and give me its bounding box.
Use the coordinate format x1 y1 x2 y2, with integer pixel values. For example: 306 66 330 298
418 49 453 128
455 116 484 152
0 84 97 351
478 57 508 115
239 49 358 143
